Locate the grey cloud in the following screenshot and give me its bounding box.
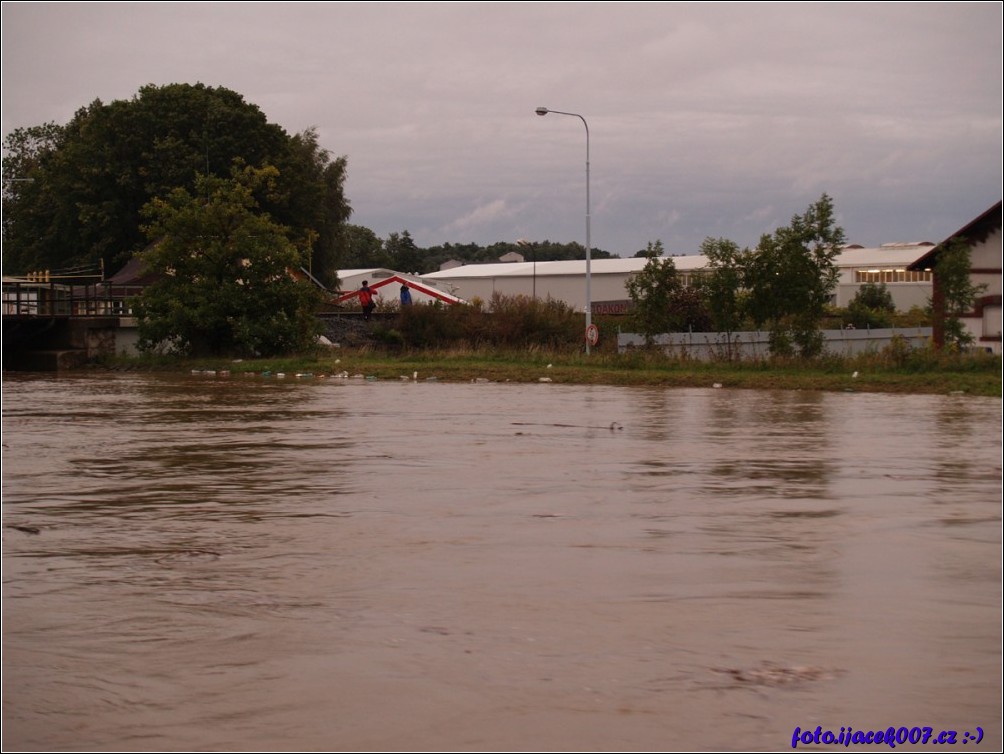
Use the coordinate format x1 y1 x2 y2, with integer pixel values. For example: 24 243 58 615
2 2 999 255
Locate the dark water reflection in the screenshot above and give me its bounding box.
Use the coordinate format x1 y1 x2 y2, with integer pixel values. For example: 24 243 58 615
3 373 1001 751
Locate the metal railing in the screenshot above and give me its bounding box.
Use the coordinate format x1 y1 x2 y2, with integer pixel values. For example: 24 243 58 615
2 281 138 318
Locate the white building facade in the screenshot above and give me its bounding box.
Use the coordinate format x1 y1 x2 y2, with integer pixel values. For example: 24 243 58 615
423 244 936 314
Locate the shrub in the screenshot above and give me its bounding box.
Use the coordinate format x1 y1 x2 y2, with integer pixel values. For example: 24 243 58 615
391 294 583 351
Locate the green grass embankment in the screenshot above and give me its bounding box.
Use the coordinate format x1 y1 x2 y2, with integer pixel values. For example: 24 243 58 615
101 347 1002 397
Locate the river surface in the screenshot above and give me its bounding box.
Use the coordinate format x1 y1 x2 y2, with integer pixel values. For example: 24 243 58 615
2 372 1001 752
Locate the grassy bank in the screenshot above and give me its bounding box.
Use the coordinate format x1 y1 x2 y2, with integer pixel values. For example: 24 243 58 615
102 347 1002 397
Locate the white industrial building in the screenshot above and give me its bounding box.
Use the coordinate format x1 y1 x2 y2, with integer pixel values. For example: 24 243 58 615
422 242 937 313
334 202 1001 356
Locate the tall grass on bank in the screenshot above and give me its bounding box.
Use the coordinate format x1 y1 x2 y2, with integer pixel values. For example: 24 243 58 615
102 341 1001 397
369 293 583 350
94 295 1000 395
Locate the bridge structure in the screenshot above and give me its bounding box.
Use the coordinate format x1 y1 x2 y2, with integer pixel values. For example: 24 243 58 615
2 278 387 369
2 279 139 370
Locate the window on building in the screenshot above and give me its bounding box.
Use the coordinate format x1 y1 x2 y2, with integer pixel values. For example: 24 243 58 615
854 269 932 284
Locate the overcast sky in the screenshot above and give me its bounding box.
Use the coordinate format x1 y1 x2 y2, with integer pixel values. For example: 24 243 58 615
2 2 1001 256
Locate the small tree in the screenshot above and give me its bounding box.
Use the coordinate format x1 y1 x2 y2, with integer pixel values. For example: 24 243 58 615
700 236 748 360
846 282 895 329
852 282 895 312
746 194 846 357
626 240 681 341
134 164 322 357
932 237 987 350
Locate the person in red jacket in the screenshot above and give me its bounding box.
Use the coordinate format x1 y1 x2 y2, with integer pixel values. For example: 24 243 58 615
358 280 378 320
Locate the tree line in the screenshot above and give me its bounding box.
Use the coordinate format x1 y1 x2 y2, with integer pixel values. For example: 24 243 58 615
3 84 980 358
337 227 614 278
1 82 612 287
1 83 614 356
2 83 349 288
626 194 979 356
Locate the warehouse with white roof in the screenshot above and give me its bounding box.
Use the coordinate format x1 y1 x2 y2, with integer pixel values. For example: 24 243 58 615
422 243 936 313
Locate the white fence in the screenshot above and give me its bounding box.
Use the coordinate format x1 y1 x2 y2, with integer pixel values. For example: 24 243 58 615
617 327 934 360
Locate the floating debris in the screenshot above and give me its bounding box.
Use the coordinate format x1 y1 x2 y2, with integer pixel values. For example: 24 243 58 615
155 549 221 565
711 662 842 689
513 421 626 431
418 625 451 636
8 524 40 535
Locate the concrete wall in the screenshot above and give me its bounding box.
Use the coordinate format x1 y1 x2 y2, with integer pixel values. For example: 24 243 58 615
618 328 934 360
112 317 143 356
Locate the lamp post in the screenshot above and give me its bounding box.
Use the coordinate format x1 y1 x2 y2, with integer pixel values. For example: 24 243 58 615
516 238 535 300
535 106 592 353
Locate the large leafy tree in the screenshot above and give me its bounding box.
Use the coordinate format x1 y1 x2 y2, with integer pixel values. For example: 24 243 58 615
745 194 846 357
134 165 322 358
384 230 423 274
2 83 350 284
2 122 67 269
266 127 351 287
336 224 388 272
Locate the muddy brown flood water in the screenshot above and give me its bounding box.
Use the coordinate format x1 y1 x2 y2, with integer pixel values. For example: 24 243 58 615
2 373 1001 751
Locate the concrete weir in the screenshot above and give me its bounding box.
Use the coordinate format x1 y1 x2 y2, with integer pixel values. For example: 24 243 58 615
3 316 130 371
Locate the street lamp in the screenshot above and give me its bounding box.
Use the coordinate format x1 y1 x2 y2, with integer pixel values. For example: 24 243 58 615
516 238 535 300
535 106 593 353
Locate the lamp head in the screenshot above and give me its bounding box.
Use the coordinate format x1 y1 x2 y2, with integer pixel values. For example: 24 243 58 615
535 107 549 116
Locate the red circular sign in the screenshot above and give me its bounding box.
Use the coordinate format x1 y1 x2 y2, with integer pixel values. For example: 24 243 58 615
586 324 599 346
